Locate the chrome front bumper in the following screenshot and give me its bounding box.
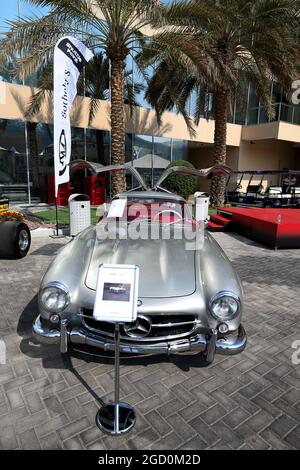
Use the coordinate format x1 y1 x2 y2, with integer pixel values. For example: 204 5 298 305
33 315 247 359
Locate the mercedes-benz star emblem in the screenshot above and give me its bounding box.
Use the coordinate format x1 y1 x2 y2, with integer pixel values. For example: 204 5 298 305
123 316 152 339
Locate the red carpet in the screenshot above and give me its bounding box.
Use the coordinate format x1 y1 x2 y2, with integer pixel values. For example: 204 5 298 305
218 208 300 248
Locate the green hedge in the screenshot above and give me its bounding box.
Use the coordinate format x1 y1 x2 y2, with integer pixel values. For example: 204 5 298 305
162 160 198 198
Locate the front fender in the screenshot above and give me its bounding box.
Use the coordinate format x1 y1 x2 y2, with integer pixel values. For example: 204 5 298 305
39 227 96 319
196 232 244 331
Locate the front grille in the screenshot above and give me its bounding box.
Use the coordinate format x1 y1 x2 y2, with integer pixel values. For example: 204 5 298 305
81 309 198 342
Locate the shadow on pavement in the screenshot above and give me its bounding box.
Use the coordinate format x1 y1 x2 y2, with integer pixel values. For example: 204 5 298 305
17 295 39 337
29 243 66 257
223 231 269 249
62 353 106 408
16 295 215 421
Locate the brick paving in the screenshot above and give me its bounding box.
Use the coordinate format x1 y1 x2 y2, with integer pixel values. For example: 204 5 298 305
0 233 299 450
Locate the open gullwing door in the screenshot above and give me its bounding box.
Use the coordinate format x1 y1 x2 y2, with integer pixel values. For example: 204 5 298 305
69 161 231 193
152 164 232 191
69 161 149 191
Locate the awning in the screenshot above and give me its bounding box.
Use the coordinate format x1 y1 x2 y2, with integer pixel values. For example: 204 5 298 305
128 154 169 169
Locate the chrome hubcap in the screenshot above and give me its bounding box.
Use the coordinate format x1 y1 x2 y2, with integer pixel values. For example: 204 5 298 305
18 229 29 251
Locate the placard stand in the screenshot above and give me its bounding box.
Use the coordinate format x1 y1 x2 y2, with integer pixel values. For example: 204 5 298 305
95 323 135 435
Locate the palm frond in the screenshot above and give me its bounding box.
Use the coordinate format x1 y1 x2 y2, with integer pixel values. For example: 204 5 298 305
139 0 300 128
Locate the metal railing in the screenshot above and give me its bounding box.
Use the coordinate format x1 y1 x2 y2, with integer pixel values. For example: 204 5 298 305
246 102 300 126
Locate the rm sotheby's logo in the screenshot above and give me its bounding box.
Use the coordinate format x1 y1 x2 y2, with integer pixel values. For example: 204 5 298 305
59 129 67 176
65 41 83 65
57 38 86 72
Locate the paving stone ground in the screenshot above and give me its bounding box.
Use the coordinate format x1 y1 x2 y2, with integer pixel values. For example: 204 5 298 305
0 232 299 450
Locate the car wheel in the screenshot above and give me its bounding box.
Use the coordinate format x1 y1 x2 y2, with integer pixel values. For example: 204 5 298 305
0 221 31 259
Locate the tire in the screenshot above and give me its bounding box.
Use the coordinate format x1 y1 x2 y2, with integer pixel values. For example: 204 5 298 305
0 221 31 259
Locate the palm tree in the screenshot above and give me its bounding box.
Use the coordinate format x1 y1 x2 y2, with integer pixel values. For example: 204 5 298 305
0 57 19 83
139 0 300 207
0 0 158 195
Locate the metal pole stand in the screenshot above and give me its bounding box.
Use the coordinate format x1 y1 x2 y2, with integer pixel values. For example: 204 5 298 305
50 197 65 239
96 323 136 435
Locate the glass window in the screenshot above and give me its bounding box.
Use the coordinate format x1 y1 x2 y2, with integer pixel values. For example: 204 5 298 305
0 118 29 200
0 118 26 153
272 82 283 104
153 136 171 162
132 134 153 161
172 139 187 161
233 95 246 125
279 104 295 123
0 119 27 184
153 136 171 185
36 123 53 153
292 106 300 125
125 133 133 163
258 105 269 124
70 127 84 161
31 123 53 201
247 108 259 125
132 134 153 187
248 84 260 108
66 128 111 166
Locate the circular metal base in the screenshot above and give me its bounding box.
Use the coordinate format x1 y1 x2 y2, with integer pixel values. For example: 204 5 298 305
96 402 136 435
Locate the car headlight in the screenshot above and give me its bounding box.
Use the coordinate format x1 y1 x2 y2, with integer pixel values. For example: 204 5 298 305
40 282 70 313
209 291 240 321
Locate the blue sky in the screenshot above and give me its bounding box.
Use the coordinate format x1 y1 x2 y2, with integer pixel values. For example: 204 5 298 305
0 0 48 33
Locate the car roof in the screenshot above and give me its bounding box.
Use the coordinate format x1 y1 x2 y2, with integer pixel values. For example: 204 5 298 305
114 190 186 202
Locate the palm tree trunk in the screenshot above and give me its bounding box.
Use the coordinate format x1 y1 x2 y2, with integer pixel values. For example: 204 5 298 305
210 86 229 208
110 56 126 196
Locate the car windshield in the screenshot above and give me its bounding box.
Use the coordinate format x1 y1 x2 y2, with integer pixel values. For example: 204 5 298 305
104 197 193 225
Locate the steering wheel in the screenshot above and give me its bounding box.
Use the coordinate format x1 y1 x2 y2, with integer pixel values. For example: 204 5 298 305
153 209 183 225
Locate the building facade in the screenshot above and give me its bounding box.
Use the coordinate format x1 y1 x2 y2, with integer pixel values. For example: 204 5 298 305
0 1 300 203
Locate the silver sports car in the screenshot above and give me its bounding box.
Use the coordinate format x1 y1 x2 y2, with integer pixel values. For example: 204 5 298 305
33 164 246 363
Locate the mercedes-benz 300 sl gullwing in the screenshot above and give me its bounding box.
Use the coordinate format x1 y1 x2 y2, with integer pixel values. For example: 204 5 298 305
33 164 246 364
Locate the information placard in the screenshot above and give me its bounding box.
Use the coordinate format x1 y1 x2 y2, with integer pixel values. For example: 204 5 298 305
93 264 139 323
107 198 126 218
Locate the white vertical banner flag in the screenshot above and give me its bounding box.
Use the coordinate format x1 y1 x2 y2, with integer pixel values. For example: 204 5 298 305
54 36 93 197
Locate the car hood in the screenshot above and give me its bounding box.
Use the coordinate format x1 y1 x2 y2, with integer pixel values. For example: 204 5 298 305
85 231 196 298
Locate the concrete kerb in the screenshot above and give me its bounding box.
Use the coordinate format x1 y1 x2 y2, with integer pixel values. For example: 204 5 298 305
30 227 71 238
